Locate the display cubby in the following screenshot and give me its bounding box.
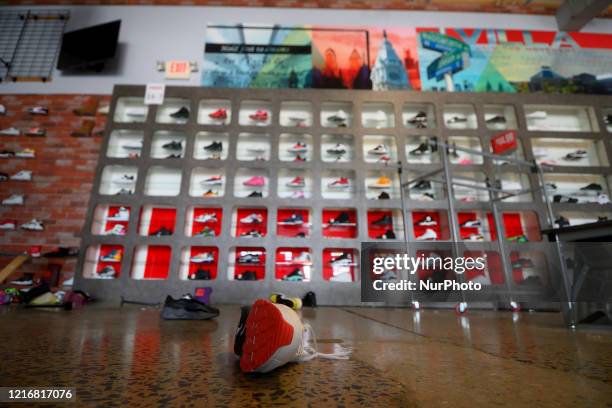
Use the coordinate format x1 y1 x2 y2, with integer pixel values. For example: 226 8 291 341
76 85 612 307
275 247 313 281
180 246 219 280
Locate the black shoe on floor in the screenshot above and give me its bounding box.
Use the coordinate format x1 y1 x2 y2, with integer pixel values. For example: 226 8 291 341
233 305 251 356
302 291 317 307
170 107 190 120
161 294 219 320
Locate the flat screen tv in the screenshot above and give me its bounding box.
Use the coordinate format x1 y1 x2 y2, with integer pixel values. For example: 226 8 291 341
57 20 121 72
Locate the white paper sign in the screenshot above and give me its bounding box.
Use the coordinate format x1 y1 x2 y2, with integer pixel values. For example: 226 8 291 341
144 83 165 105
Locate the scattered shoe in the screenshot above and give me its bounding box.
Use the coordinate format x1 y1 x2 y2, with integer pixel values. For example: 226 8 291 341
2 194 24 205
26 106 48 115
243 176 265 187
150 227 172 236
328 177 350 189
0 219 16 230
21 219 44 231
162 140 183 150
416 228 437 241
170 107 190 120
240 213 263 224
415 216 436 226
203 141 223 152
190 252 215 263
249 110 268 122
209 108 228 120
377 229 396 239
10 170 32 181
0 127 20 136
100 249 122 262
161 294 219 320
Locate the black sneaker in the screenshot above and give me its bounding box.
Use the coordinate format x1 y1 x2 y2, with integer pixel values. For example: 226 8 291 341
150 227 172 236
378 229 396 239
234 305 251 356
605 114 612 125
165 154 181 159
237 254 260 264
378 191 390 200
170 107 190 120
580 183 602 191
43 247 79 258
372 214 392 226
236 270 258 280
248 191 263 198
413 180 432 190
283 213 304 225
162 141 183 150
0 172 8 181
329 212 350 225
204 141 223 152
553 195 578 203
0 151 16 158
406 111 428 128
295 232 306 238
409 142 429 156
282 268 304 281
116 188 133 195
188 269 211 280
10 273 34 286
555 216 570 228
160 294 219 320
486 115 506 124
302 291 317 307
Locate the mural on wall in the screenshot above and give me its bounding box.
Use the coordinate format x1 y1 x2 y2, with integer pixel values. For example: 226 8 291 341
202 24 612 94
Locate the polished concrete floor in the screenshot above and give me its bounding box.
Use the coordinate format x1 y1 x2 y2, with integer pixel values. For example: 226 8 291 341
0 305 610 407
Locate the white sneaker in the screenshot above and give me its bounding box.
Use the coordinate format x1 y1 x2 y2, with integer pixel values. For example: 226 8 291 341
10 170 32 181
526 110 547 120
113 174 136 184
0 219 16 230
597 193 610 205
125 107 147 117
98 104 110 115
368 144 388 155
97 266 116 279
122 140 143 150
330 271 352 282
21 219 44 231
2 194 24 205
0 104 5 115
108 207 130 221
293 251 312 265
15 149 35 158
0 127 20 136
190 252 215 263
194 213 217 223
26 106 48 115
240 213 263 224
106 224 126 236
416 228 437 241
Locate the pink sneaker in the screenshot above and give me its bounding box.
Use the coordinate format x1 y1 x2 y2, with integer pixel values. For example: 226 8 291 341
244 176 265 187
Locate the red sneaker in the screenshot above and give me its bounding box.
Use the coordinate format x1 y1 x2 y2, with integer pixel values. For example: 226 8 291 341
328 177 350 189
249 110 268 122
209 108 227 120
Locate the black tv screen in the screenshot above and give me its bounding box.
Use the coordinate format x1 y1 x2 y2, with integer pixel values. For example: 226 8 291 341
57 20 121 71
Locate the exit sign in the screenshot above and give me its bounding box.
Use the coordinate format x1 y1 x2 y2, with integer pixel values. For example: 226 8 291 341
165 60 191 80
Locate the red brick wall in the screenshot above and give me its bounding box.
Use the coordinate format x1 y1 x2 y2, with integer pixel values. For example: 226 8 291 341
0 94 110 284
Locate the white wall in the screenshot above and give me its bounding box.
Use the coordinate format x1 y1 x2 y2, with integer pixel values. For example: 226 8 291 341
2 5 612 94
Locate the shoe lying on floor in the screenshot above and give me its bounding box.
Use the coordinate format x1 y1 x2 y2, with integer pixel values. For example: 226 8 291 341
161 294 219 320
270 293 302 310
234 299 350 373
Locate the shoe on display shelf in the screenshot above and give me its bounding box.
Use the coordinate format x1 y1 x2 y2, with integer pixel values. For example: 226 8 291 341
190 252 215 263
372 214 392 226
241 230 263 238
25 128 46 137
288 142 307 153
446 116 467 124
328 177 350 189
369 176 391 189
108 207 129 221
249 110 268 122
240 213 263 224
281 213 304 225
466 233 485 241
597 216 609 222
293 252 312 265
122 140 143 150
409 142 430 156
485 115 506 124
162 140 183 151
597 193 611 205
0 172 8 181
553 194 578 204
247 146 266 154
165 154 181 159
288 191 305 199
328 212 351 226
161 294 219 320
188 269 212 280
106 224 126 236
286 176 305 188
170 107 190 120
378 155 392 164
282 268 305 281
327 143 347 155
416 228 437 241
0 104 5 115
244 176 265 187
564 150 588 161
368 144 388 155
406 111 428 128
204 141 223 152
526 110 547 120
507 235 528 243
209 108 227 120
194 213 217 223
26 106 48 115
150 227 172 236
511 258 535 270
554 216 570 228
377 229 396 240
116 188 133 196
16 148 36 158
100 249 122 263
247 191 263 198
295 232 306 238
545 183 557 191
203 190 219 198
288 116 307 127
416 193 435 201
236 270 258 280
412 180 432 190
3 194 24 206
195 226 216 237
460 219 481 228
0 219 16 230
0 150 15 158
294 155 306 162
378 191 390 200
327 110 348 127
10 274 34 286
97 266 116 279
415 216 437 226
113 174 135 184
0 127 20 136
330 253 352 267
457 158 474 165
201 175 223 186
580 183 602 191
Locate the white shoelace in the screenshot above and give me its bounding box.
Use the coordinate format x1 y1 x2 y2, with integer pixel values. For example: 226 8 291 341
295 323 351 362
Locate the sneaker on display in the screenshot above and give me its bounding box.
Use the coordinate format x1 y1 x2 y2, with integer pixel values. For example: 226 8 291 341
409 142 430 156
0 127 20 136
580 183 602 191
283 268 305 281
0 219 16 230
286 176 305 188
108 207 130 221
113 174 135 184
328 177 350 189
564 150 588 160
378 191 390 200
106 224 126 236
165 154 181 159
247 191 263 198
150 227 172 236
553 194 578 204
122 140 143 150
327 110 348 126
115 188 133 195
554 216 570 228
16 148 36 158
295 232 306 238
10 170 32 181
188 269 212 280
330 253 352 267
446 116 467 124
288 142 307 153
209 108 227 120
240 213 263 224
372 214 392 226
597 193 611 205
21 218 43 231
545 183 557 191
289 191 305 199
244 176 265 187
249 110 268 122
125 107 147 117
460 219 481 228
0 104 5 115
26 106 48 115
526 110 547 119
282 213 304 225
25 128 45 137
485 115 506 124
416 193 435 201
377 229 396 240
161 294 219 320
507 235 528 243
294 155 306 162
466 233 485 241
237 254 261 265
236 270 258 280
203 189 219 197
2 194 24 205
293 251 312 265
204 141 223 152
241 230 263 238
327 143 347 155
406 111 428 128
201 175 223 186
369 176 391 189
190 252 215 263
377 155 391 164
368 144 388 155
416 228 438 241
194 213 217 223
415 216 437 226
100 249 122 262
170 106 190 120
0 150 15 158
328 212 351 225
195 226 216 237
162 140 183 151
412 180 432 190
289 116 307 127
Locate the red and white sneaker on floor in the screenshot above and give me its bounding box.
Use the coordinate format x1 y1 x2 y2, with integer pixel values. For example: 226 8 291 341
236 299 350 373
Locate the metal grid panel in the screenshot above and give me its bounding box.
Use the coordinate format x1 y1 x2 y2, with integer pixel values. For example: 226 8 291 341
0 10 26 81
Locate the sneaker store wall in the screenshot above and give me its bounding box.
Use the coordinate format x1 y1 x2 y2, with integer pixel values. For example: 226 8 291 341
0 94 110 283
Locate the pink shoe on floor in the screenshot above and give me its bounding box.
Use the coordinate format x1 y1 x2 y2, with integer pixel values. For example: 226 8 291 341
244 176 265 187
